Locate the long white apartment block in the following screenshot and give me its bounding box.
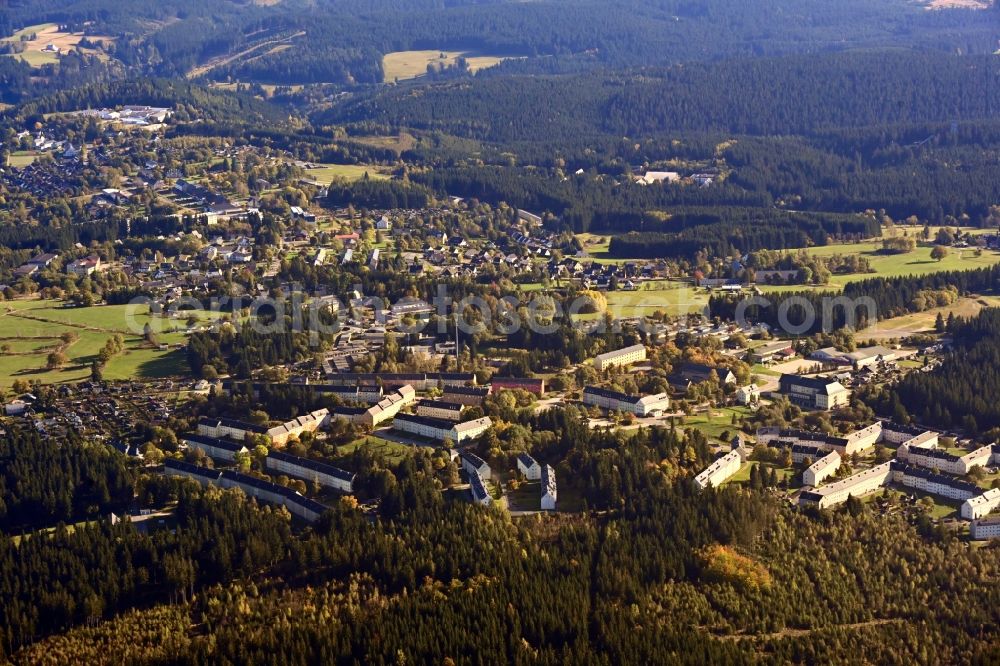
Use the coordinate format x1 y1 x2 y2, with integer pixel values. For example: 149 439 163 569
693 448 747 490
799 462 894 509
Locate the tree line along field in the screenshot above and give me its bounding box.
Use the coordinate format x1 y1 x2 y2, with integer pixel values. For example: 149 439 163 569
381 50 507 82
0 300 213 388
760 232 1000 293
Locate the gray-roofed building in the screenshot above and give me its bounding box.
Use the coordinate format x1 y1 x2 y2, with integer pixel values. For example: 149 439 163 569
541 464 557 511
517 453 541 480
265 450 355 493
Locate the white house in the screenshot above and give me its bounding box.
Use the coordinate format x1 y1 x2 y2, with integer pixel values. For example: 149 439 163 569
517 453 542 480
735 384 760 406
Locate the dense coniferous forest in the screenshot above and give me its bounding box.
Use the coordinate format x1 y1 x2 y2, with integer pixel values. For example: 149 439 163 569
329 53 1000 142
889 307 1000 432
0 431 133 531
607 212 878 258
3 0 994 91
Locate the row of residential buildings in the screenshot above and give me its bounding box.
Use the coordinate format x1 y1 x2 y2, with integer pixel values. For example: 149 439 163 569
164 459 329 522
800 461 984 510
757 421 888 457
197 409 330 447
180 433 355 493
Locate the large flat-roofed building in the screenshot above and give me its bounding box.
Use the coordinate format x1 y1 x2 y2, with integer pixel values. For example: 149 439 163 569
749 340 795 365
962 488 1000 520
581 386 670 417
693 449 746 490
971 515 1000 540
541 464 557 511
799 462 894 509
265 451 355 493
181 433 250 463
844 346 897 369
417 399 465 421
594 344 647 371
804 451 841 487
778 374 850 411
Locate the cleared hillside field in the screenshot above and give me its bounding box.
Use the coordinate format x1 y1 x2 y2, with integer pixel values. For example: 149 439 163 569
382 50 507 82
301 163 390 184
2 23 113 67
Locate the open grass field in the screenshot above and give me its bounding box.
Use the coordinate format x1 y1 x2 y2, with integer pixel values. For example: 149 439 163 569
863 295 1000 341
7 151 41 168
0 299 207 390
574 233 636 264
338 436 414 464
726 461 795 487
382 50 506 82
301 163 390 185
3 23 113 68
348 133 418 154
606 281 709 318
576 233 612 256
680 406 750 441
